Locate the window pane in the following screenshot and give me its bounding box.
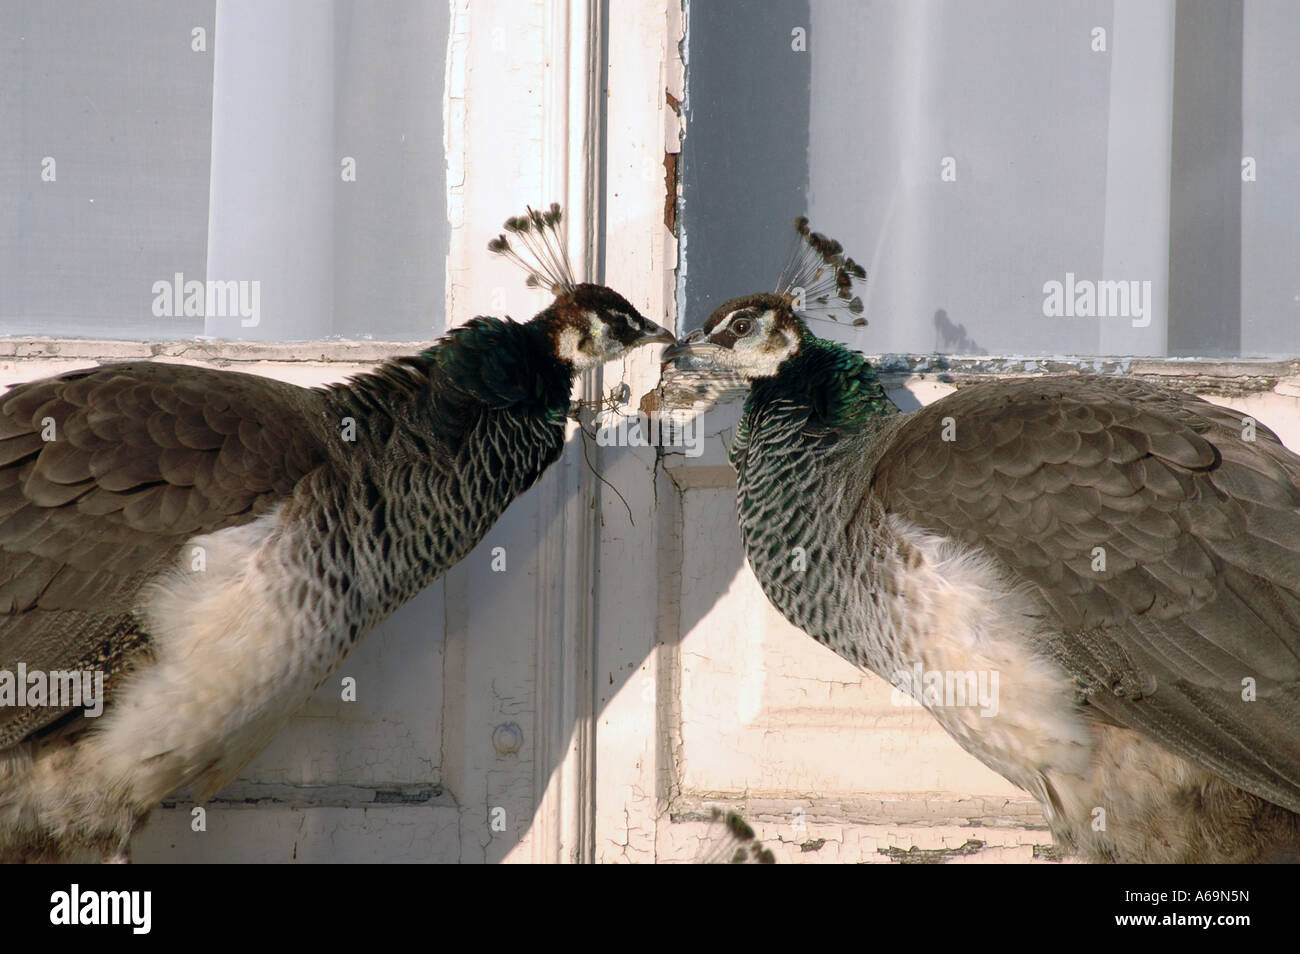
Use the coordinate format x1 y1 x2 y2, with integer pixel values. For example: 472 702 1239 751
0 0 450 342
681 0 1299 359
1241 0 1300 357
0 0 214 339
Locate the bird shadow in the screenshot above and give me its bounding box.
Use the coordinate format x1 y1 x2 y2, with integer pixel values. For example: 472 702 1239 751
933 309 985 355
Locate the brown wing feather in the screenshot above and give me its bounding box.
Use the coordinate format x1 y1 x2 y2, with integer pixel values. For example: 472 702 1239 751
871 374 1300 812
0 361 333 747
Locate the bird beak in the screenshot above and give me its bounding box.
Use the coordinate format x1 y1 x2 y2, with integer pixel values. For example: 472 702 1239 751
661 328 718 361
638 318 677 346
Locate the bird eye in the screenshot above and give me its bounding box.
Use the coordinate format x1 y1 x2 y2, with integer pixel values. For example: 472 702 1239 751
732 318 753 336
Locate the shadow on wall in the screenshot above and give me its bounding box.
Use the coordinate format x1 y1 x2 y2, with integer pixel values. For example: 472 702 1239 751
933 309 985 355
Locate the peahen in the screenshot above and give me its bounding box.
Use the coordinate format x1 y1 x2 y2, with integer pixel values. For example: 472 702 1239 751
664 218 1300 863
0 203 674 861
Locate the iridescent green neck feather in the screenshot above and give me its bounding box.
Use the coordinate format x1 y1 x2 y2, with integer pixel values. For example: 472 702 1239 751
735 335 898 467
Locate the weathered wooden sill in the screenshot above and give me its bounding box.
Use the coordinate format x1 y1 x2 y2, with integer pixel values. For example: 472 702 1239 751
0 337 421 365
659 353 1300 404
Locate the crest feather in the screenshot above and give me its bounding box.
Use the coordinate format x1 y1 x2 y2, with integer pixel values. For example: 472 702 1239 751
487 202 577 296
774 217 868 327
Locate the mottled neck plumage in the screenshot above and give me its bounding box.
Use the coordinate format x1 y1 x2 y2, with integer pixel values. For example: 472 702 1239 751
750 335 898 432
731 335 904 668
304 316 575 636
322 317 573 441
733 336 899 480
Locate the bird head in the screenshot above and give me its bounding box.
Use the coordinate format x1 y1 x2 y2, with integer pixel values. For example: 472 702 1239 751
489 203 674 371
541 282 674 372
664 216 867 380
662 293 809 379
